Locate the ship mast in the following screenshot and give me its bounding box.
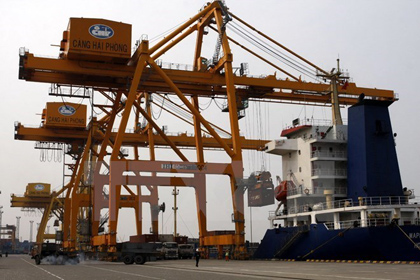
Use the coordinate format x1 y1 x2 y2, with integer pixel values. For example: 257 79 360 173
318 59 349 125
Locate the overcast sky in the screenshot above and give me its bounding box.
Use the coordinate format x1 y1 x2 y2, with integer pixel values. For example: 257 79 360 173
0 0 419 244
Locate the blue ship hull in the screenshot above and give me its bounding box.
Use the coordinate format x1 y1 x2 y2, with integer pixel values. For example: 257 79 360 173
254 224 420 261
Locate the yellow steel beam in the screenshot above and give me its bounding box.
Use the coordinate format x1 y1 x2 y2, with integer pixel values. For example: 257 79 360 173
146 2 218 58
110 45 148 161
10 195 64 208
151 25 198 60
136 101 189 162
214 7 245 252
145 92 158 235
148 57 236 158
36 197 55 243
20 54 395 103
108 43 149 247
15 124 269 150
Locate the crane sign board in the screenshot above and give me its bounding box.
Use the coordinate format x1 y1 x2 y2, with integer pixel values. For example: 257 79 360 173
25 183 51 197
60 18 131 63
43 102 87 129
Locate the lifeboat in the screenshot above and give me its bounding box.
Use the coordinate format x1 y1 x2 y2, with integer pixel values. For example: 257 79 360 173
275 181 288 202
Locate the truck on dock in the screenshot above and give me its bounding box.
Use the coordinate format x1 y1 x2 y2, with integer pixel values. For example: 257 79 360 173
162 242 178 259
31 242 79 265
31 241 160 265
178 244 194 259
119 242 160 265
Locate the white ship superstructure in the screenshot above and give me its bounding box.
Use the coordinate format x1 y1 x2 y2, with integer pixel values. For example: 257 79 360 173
265 118 419 231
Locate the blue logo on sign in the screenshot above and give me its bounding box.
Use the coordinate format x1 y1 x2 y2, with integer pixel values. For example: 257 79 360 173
58 105 76 116
89 24 114 39
34 184 45 191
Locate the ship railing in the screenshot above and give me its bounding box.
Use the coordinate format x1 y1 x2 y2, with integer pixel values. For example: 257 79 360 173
312 169 347 176
287 188 298 196
303 199 354 212
282 118 349 130
287 186 347 196
323 222 335 230
312 187 347 195
282 118 332 130
309 196 411 213
366 218 390 227
287 206 298 214
273 196 416 217
311 150 347 159
324 218 390 230
357 196 410 206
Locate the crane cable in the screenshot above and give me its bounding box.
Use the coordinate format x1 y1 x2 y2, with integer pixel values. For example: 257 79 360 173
227 22 320 81
228 20 319 76
393 221 420 250
213 98 227 111
228 24 314 79
257 101 267 171
198 98 213 111
228 24 318 81
229 21 318 77
301 225 354 259
154 94 192 120
153 94 231 138
88 89 103 117
151 95 165 120
149 18 189 43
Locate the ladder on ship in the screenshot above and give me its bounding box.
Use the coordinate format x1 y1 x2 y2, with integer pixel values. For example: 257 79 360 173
274 225 309 258
321 126 334 139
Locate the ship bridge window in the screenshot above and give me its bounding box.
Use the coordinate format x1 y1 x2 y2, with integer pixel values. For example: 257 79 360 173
375 120 388 135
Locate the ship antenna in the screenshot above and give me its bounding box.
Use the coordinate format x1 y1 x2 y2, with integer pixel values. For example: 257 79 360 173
316 58 349 125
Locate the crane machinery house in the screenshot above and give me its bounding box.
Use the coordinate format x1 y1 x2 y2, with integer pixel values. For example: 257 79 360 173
60 18 131 63
42 102 87 129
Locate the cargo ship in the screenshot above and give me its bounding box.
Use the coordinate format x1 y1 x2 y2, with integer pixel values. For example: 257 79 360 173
254 97 420 261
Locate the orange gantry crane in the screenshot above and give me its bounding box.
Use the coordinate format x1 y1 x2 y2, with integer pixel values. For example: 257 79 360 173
14 0 396 259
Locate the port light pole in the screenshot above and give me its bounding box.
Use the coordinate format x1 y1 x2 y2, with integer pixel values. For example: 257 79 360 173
0 206 3 238
16 216 21 242
29 220 34 243
172 187 179 238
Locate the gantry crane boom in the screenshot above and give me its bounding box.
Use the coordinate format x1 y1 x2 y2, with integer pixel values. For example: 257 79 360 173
20 52 395 105
14 123 269 150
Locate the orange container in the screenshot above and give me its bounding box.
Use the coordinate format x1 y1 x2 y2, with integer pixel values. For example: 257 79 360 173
44 102 87 129
61 18 131 63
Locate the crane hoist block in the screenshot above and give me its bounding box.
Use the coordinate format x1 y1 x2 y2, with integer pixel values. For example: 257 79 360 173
60 18 131 63
42 102 87 129
25 183 51 197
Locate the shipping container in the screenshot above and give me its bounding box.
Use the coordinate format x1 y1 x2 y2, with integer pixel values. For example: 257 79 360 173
248 181 275 207
129 234 159 243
